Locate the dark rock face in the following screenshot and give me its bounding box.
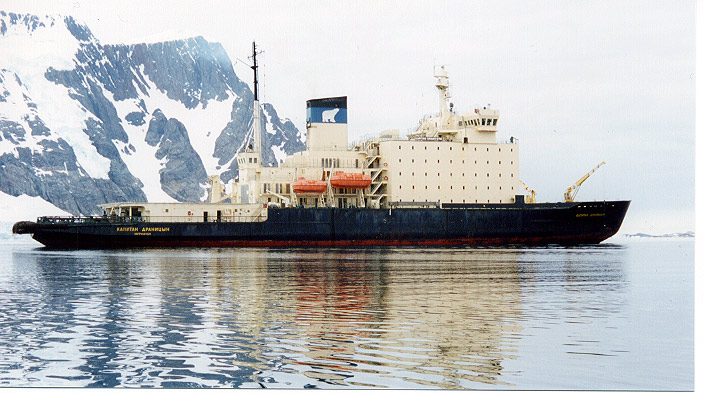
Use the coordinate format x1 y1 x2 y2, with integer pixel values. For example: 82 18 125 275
0 13 305 215
0 116 139 216
146 109 207 201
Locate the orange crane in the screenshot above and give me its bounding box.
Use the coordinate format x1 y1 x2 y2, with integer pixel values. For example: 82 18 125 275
563 161 606 202
518 180 536 203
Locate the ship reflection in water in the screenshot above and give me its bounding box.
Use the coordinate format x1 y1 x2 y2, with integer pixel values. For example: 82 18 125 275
2 244 643 388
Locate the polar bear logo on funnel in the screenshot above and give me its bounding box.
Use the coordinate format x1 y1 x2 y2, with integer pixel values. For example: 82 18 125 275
322 108 339 123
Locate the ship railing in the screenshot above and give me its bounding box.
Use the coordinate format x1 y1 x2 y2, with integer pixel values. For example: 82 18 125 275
499 137 518 144
350 131 411 149
37 215 267 224
388 201 441 208
38 216 121 224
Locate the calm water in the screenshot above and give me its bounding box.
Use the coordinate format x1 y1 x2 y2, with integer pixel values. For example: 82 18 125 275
0 239 693 389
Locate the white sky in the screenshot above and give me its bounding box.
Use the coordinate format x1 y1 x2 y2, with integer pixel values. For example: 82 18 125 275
3 0 697 234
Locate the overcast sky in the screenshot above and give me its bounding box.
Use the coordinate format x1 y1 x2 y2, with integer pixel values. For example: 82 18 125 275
4 0 697 234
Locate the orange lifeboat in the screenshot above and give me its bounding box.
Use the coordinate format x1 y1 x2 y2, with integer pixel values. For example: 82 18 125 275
292 177 327 194
330 171 372 189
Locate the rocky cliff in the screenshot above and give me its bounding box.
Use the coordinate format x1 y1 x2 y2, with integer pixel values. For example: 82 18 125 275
0 12 304 215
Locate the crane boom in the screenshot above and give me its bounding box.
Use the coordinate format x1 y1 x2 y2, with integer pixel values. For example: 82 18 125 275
563 161 606 202
518 180 536 203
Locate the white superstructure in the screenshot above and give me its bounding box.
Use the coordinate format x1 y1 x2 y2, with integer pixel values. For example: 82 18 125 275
225 65 520 208
101 64 522 222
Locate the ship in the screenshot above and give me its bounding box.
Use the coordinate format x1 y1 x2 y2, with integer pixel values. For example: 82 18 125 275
12 42 630 248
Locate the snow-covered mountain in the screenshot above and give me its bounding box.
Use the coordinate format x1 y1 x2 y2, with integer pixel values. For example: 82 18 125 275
0 12 304 216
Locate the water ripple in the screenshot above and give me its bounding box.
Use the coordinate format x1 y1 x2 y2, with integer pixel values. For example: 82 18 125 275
0 242 692 389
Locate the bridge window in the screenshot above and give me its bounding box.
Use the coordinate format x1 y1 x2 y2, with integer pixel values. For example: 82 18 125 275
493 119 497 126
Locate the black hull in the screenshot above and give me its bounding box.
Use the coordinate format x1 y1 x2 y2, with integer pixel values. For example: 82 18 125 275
13 200 630 249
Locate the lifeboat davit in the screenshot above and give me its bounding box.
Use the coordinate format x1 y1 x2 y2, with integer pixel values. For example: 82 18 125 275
330 171 372 189
292 177 327 194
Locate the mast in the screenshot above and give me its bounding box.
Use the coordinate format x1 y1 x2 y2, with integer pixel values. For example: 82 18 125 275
434 65 450 119
251 41 262 165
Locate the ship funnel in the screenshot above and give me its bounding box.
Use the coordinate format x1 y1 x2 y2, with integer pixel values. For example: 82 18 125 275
305 96 348 151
